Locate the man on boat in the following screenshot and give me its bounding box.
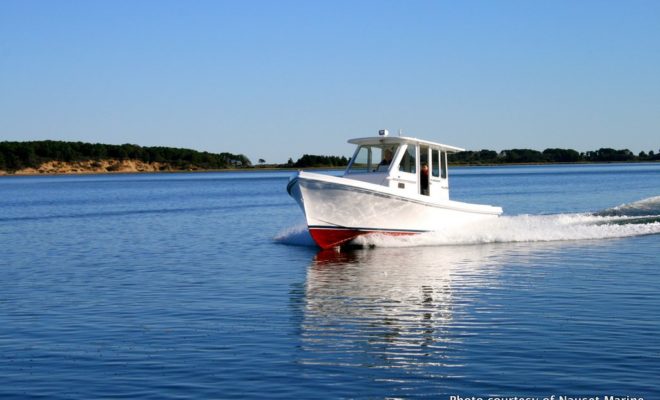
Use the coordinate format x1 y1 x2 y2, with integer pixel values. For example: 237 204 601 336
421 163 430 195
380 149 393 166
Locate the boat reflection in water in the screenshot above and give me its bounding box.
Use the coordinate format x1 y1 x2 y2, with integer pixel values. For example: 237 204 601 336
297 244 512 374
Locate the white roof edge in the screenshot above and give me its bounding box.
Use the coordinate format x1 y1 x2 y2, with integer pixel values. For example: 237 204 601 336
347 136 465 153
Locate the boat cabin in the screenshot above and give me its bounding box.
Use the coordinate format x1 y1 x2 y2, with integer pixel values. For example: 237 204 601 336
343 130 464 200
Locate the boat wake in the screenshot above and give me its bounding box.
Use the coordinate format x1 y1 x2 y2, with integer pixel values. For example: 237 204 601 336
275 196 660 248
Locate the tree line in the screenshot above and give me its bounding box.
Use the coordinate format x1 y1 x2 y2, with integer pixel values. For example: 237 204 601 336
0 140 252 172
284 147 659 168
449 147 660 164
280 154 350 168
2 141 657 173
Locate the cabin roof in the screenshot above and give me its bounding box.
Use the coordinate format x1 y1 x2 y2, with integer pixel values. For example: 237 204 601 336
347 136 465 153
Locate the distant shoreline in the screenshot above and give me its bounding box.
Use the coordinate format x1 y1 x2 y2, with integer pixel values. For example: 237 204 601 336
2 140 658 175
0 159 249 176
1 159 658 177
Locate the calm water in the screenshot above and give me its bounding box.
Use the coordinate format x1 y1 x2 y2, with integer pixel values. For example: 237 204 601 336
1 163 659 399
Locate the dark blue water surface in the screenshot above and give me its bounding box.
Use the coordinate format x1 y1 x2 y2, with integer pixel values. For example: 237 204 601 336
1 164 659 399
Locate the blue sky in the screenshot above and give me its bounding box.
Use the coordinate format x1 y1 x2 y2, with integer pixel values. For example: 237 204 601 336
1 1 659 163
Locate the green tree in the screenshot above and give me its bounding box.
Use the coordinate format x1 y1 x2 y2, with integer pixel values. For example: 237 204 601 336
500 149 544 163
293 154 349 168
542 148 581 162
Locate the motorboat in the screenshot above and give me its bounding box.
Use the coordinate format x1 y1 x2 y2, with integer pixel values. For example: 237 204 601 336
286 130 503 249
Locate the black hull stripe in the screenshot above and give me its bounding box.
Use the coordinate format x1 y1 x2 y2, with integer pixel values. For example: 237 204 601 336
309 225 428 234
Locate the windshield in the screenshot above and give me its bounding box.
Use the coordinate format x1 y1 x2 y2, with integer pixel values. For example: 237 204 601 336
346 144 398 174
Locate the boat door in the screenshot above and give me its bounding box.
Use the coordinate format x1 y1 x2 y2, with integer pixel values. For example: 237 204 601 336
419 145 431 196
422 146 449 200
389 144 418 194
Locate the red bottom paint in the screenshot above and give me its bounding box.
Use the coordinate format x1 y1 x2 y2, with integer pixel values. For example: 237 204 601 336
309 228 417 249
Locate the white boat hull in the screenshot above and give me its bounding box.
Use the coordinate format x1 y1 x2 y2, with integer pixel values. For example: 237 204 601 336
287 171 502 249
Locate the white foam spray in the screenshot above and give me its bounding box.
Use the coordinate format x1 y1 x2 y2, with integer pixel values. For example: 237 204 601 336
355 213 660 248
274 223 316 247
597 195 660 217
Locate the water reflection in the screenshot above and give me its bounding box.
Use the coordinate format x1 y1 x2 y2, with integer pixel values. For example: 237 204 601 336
298 244 511 371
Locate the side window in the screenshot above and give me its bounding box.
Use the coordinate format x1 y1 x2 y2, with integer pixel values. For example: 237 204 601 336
398 145 416 174
376 146 395 171
441 151 447 179
348 145 395 173
348 146 370 174
432 149 440 178
370 147 383 171
420 146 429 169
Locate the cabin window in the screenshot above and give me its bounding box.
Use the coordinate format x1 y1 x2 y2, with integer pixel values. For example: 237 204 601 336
347 144 397 174
441 151 447 179
398 145 416 174
420 146 429 168
432 149 440 178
